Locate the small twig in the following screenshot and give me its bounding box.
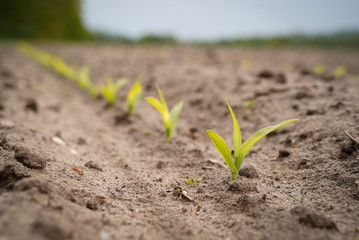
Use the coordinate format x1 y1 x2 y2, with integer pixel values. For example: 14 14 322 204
344 131 359 146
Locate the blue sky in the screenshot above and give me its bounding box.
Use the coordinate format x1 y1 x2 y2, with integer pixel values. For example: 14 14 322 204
83 0 359 40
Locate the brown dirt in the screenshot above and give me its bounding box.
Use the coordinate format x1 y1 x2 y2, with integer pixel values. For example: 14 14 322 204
0 44 359 240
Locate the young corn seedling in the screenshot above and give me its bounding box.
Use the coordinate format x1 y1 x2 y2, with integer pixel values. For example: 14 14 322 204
88 82 100 99
77 67 91 89
334 65 347 77
127 77 143 115
101 76 127 106
187 177 202 185
146 85 183 141
207 101 298 180
313 64 325 75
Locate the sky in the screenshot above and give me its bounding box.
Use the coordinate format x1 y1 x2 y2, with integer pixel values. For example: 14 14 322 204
83 0 359 41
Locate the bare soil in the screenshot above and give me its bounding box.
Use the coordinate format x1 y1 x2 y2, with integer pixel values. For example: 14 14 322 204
0 44 358 240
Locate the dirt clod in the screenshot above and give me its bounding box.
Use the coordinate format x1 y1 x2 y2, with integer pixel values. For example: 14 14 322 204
0 164 28 191
77 137 87 145
84 161 103 171
238 163 259 178
32 219 72 240
227 181 258 194
14 177 50 194
14 146 48 169
274 73 286 84
24 99 38 113
291 206 338 230
278 150 290 158
257 70 274 78
156 161 165 169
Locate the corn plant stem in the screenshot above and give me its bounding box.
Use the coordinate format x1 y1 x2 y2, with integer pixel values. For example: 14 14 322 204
166 128 171 142
232 172 238 180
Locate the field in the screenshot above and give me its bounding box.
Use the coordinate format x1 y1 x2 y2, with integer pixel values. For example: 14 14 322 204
0 44 358 240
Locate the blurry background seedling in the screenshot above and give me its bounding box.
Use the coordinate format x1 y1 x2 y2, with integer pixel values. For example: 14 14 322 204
334 65 347 77
77 67 91 89
144 130 152 136
127 77 143 115
241 59 253 69
187 177 201 185
102 76 127 106
241 100 256 108
146 85 183 141
207 101 298 180
88 82 100 99
313 64 326 74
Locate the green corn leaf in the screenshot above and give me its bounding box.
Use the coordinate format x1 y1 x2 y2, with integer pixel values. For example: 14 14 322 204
88 82 99 99
115 78 127 90
145 97 171 131
102 77 115 105
127 78 143 115
146 86 183 142
156 85 168 110
227 101 242 170
239 119 299 162
102 77 127 106
78 67 90 88
207 130 237 174
169 100 183 140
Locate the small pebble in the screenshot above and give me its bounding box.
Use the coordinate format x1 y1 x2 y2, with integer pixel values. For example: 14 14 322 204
100 231 111 240
70 149 78 155
207 158 219 164
0 119 15 128
51 136 66 146
198 113 205 120
72 166 83 175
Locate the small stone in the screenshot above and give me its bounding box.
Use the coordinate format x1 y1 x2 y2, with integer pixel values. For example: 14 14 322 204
207 158 219 164
51 136 66 146
77 137 86 145
70 149 78 155
197 113 205 120
0 119 15 128
99 231 111 240
257 70 274 78
238 163 259 178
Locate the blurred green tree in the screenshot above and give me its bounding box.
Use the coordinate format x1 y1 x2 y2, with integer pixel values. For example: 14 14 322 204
0 0 90 40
